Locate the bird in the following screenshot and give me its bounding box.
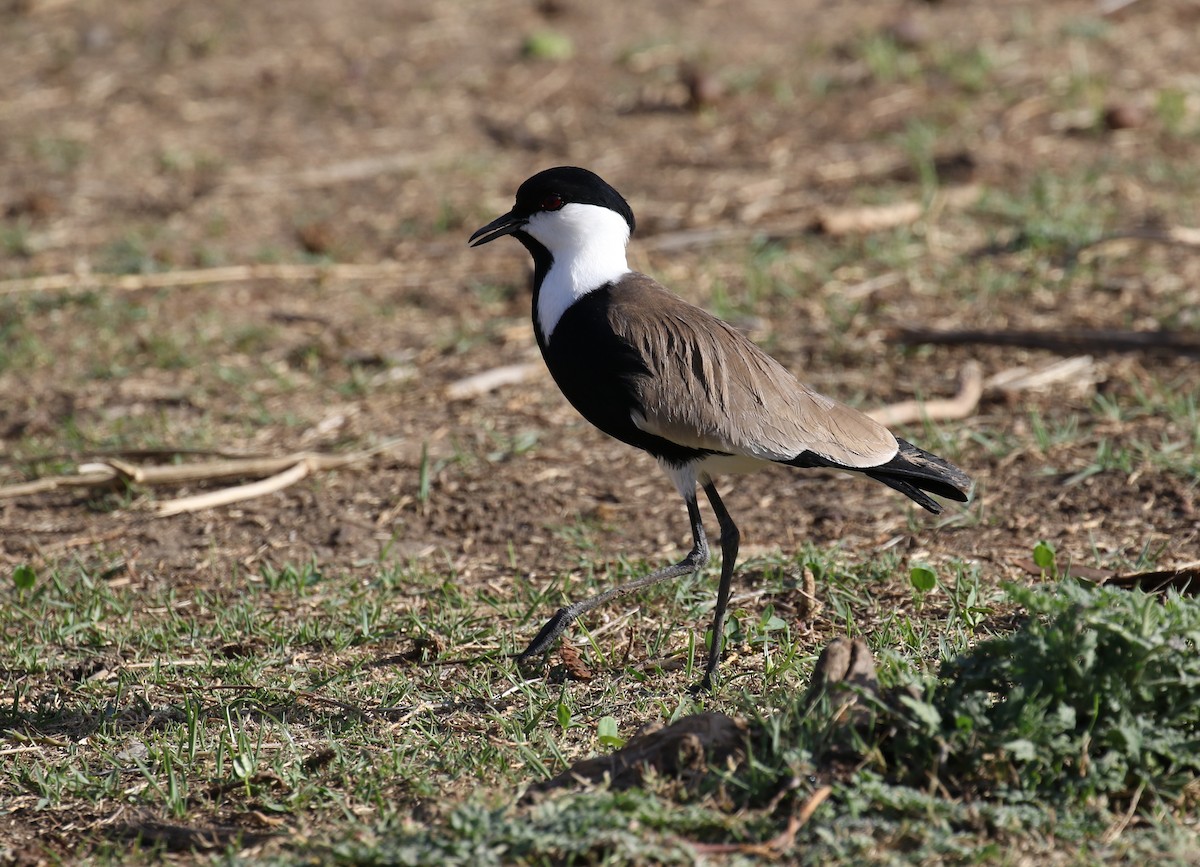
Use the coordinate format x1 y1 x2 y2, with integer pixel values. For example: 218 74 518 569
469 166 972 691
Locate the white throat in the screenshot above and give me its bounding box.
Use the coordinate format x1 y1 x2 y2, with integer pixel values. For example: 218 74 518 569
527 202 631 341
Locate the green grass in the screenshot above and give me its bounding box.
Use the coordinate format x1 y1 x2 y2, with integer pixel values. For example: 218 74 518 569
22 549 1182 864
4 1 1200 861
5 182 1200 863
28 575 1172 865
13 535 1193 865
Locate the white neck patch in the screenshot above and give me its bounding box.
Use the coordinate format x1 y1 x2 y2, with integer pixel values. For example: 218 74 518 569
526 202 631 341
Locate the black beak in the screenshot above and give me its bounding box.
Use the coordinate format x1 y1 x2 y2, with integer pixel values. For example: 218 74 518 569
468 209 525 247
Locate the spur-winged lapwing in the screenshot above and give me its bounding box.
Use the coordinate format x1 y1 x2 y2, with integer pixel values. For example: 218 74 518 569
470 166 971 691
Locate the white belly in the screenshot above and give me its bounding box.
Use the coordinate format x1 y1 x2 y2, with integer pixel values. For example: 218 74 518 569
694 453 771 482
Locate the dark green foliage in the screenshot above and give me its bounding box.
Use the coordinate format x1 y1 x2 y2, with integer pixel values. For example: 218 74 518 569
890 582 1200 811
326 793 733 866
369 583 1200 863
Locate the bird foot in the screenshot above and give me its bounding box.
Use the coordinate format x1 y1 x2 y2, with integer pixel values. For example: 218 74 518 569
516 606 572 668
689 664 718 695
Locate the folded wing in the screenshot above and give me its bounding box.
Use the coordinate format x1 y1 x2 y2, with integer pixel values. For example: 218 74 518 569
610 274 900 470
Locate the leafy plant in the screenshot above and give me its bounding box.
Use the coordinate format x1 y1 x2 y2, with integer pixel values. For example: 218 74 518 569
1032 540 1058 578
12 564 36 591
596 716 625 749
891 582 1200 812
909 565 937 593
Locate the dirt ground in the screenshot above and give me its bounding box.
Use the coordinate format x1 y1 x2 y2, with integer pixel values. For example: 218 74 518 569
2 0 1199 859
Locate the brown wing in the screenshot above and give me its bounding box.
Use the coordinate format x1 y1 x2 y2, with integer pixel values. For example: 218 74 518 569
608 274 898 469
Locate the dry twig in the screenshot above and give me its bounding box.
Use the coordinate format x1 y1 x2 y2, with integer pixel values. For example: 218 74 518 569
0 441 401 516
893 326 1200 357
691 786 832 856
154 460 313 517
817 184 980 236
0 262 420 297
867 361 983 427
445 362 543 399
984 355 1097 396
529 712 748 796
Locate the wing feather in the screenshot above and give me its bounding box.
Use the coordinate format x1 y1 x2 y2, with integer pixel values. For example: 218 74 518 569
610 274 897 468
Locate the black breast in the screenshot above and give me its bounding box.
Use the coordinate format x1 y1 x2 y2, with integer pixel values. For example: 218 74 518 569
537 286 710 466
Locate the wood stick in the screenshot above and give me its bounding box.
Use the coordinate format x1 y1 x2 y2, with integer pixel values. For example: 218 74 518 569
985 355 1097 395
154 460 312 516
867 361 983 426
817 184 980 236
0 262 422 297
0 469 127 498
892 326 1200 357
112 453 361 484
0 440 403 512
691 786 832 855
0 452 366 500
219 152 424 193
0 447 263 469
445 362 543 400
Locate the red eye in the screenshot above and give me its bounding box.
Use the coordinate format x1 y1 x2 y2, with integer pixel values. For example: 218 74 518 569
541 194 564 211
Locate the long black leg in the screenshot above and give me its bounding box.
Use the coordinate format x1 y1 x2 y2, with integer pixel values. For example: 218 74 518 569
517 493 709 666
696 480 739 692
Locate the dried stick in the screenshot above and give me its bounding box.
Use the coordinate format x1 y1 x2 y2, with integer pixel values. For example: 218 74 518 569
691 785 832 855
893 326 1200 357
0 469 123 499
985 355 1096 395
817 184 980 236
154 460 312 517
867 361 983 426
0 452 363 501
0 441 403 516
445 362 543 400
0 262 423 297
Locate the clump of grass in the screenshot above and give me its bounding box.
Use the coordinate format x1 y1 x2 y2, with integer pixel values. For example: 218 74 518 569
328 792 726 866
731 580 1200 854
894 581 1200 812
521 31 573 62
332 581 1200 863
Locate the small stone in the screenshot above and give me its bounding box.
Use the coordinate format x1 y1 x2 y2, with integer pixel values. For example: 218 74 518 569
297 221 335 255
682 65 723 111
1103 102 1147 130
886 15 929 50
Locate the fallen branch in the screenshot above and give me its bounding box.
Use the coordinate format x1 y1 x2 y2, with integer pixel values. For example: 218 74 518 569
445 362 542 400
1065 225 1200 264
154 460 312 517
0 468 125 499
0 441 401 515
1077 564 1200 595
816 184 980 236
1014 559 1200 595
0 262 417 297
0 452 361 501
813 150 976 188
0 446 259 469
971 223 1200 262
640 184 981 253
984 355 1097 396
114 816 280 852
220 151 425 193
1095 566 1200 595
1098 0 1145 16
892 326 1200 357
640 216 816 253
691 786 832 856
867 361 983 427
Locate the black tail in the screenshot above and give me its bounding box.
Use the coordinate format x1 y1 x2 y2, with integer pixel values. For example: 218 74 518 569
862 438 972 514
